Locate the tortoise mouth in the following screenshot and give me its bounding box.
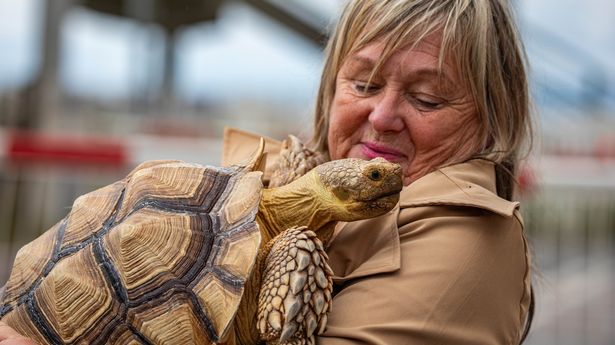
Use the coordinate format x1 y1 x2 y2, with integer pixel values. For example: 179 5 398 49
357 191 395 202
372 193 400 206
356 192 401 214
358 193 400 214
357 184 403 202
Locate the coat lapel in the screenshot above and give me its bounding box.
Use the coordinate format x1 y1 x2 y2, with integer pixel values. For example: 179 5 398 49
327 205 401 283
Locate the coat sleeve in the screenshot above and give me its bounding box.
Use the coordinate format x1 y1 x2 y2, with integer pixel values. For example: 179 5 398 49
316 206 531 345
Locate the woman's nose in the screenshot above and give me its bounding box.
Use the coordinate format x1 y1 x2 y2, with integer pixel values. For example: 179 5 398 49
368 90 405 133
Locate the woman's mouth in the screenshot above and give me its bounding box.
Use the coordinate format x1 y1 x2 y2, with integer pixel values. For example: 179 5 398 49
361 142 405 162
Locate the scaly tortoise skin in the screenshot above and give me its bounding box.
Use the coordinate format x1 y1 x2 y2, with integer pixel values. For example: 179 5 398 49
0 138 402 345
269 135 328 188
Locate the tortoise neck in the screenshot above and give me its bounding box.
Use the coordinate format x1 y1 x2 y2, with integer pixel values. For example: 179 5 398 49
257 171 333 242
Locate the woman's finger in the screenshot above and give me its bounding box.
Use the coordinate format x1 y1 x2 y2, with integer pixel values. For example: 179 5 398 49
0 322 38 345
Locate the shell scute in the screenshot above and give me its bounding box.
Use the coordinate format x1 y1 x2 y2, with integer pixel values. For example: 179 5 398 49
128 293 212 345
2 221 60 305
222 171 263 227
105 325 144 345
103 208 203 299
116 163 224 221
61 181 125 250
35 244 119 343
212 222 261 280
192 273 241 342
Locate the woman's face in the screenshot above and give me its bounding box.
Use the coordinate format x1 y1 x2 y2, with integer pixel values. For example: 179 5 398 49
327 33 483 185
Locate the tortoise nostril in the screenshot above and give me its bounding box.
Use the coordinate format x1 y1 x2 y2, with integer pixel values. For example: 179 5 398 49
369 170 382 181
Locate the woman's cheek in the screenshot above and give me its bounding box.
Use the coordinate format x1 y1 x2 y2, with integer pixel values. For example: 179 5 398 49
328 86 372 159
327 115 350 160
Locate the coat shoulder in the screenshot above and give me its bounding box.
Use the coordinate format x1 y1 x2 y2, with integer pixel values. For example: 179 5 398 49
399 159 520 217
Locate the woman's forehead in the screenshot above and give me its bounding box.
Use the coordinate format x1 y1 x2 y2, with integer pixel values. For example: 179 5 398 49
350 28 450 65
343 32 460 84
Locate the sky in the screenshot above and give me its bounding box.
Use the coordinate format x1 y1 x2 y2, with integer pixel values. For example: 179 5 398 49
0 0 613 108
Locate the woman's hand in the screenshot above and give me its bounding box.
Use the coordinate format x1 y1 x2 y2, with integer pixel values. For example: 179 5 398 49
0 322 38 345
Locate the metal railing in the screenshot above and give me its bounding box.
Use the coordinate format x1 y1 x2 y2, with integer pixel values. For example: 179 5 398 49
522 174 615 345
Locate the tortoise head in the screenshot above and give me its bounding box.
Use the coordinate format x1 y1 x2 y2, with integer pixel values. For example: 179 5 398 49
258 157 402 242
313 158 402 221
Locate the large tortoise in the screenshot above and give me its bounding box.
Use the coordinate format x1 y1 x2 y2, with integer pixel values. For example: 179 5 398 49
0 138 402 345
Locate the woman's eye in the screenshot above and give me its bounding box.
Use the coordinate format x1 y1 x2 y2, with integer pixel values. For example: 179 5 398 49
353 82 380 94
417 98 441 108
410 94 444 110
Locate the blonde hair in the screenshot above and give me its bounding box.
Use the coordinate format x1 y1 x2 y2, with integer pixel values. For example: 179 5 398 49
312 0 532 199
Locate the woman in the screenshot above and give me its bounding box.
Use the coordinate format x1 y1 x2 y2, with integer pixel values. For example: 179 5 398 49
310 0 534 344
1 0 533 344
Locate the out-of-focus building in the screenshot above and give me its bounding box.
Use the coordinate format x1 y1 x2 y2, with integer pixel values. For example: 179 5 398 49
0 0 336 141
0 1 614 344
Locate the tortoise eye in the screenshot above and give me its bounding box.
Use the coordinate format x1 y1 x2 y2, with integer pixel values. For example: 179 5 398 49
369 170 382 181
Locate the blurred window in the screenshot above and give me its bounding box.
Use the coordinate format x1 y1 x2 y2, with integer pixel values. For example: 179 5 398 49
175 2 324 107
0 0 42 90
60 7 164 101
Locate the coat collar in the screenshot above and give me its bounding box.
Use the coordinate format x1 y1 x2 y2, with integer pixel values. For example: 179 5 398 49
221 127 282 182
399 159 519 217
327 159 519 283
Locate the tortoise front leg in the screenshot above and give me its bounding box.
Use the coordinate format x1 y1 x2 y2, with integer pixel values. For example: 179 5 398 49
257 226 333 345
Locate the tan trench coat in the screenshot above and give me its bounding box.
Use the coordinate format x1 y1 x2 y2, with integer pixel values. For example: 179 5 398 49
222 128 532 345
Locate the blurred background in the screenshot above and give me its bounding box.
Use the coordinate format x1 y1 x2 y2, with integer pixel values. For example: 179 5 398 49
0 0 613 344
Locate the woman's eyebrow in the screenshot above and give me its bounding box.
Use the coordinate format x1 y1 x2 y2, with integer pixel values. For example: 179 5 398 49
347 55 376 68
412 68 448 81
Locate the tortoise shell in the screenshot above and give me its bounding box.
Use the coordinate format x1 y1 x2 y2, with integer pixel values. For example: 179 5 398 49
0 149 267 344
